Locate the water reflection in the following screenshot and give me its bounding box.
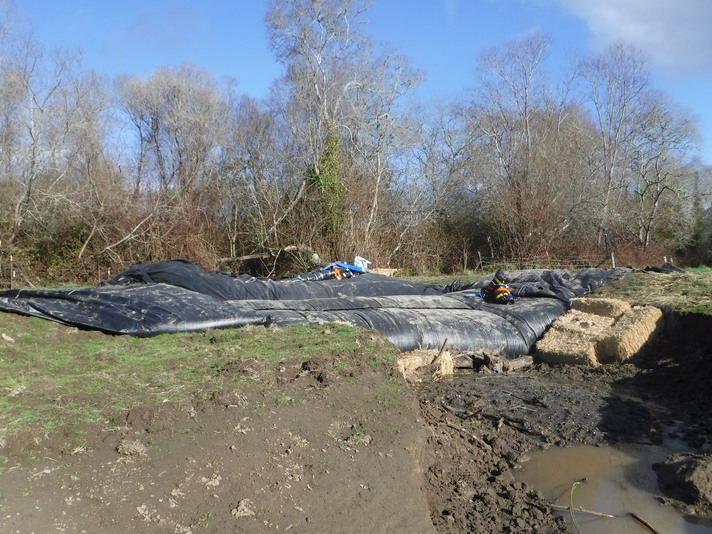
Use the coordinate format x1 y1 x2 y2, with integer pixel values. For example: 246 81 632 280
516 444 712 533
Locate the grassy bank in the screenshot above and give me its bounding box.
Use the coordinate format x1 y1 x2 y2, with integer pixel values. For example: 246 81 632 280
0 315 397 466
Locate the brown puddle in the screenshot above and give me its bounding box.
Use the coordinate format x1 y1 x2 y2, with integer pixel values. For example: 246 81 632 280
516 444 712 533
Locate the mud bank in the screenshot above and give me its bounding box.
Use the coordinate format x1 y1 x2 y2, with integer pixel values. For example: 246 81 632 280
414 310 712 533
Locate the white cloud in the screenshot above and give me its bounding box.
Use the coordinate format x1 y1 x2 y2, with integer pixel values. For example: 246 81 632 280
555 0 712 77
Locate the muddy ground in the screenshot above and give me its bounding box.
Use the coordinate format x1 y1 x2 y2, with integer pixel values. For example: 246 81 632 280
1 309 711 533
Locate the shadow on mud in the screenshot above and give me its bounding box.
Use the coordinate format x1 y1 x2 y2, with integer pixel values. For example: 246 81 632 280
521 311 712 533
601 311 712 449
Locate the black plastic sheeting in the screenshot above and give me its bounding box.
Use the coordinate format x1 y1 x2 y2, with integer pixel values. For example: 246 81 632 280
0 259 629 356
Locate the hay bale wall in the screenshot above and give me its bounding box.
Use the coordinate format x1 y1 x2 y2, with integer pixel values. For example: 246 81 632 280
535 298 663 366
549 309 615 334
571 297 631 318
597 306 664 363
535 327 600 366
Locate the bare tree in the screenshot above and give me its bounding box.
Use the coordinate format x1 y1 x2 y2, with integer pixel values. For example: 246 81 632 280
117 64 225 195
466 31 593 259
403 102 486 270
215 93 297 257
266 0 373 254
575 43 650 244
60 71 119 261
0 26 107 260
624 91 698 250
114 64 228 264
340 44 423 257
476 32 553 174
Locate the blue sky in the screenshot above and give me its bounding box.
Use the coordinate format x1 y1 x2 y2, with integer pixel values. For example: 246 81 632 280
13 0 712 164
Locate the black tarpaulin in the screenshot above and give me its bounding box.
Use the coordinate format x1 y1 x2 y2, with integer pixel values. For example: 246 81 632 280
0 259 629 356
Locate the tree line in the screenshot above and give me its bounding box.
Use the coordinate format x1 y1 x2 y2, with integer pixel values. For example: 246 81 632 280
1 0 710 285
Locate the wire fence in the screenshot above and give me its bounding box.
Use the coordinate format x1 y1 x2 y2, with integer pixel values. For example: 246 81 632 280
474 254 614 272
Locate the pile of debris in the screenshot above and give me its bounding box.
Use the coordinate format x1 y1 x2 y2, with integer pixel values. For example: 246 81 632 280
398 343 533 380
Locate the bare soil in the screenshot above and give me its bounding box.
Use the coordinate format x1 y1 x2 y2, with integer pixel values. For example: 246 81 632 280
1 284 712 533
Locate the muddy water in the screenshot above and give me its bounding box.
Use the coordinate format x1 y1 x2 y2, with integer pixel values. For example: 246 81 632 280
517 444 712 533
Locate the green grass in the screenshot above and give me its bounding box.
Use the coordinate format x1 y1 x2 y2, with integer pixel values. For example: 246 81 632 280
373 378 404 410
0 315 395 449
590 270 712 315
683 304 712 315
687 265 712 273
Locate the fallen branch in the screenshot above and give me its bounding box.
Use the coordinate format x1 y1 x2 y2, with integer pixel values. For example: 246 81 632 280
100 212 154 255
480 411 547 438
445 422 492 452
506 355 534 372
547 505 658 532
470 351 533 373
548 503 614 519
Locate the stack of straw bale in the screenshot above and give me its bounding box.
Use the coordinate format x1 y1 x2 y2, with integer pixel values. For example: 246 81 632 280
535 297 663 366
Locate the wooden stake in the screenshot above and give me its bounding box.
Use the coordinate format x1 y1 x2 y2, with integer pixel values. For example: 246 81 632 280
432 338 449 365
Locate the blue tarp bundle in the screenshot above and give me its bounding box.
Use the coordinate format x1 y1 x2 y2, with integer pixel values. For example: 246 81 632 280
0 259 628 356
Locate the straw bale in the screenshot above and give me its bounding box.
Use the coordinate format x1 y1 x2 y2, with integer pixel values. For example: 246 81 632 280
535 327 600 366
597 306 663 363
433 350 454 378
397 349 454 380
571 297 632 318
370 268 400 277
548 309 615 335
397 350 437 376
535 303 662 367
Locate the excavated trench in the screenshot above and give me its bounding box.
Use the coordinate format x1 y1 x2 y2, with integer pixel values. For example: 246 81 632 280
416 310 712 533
